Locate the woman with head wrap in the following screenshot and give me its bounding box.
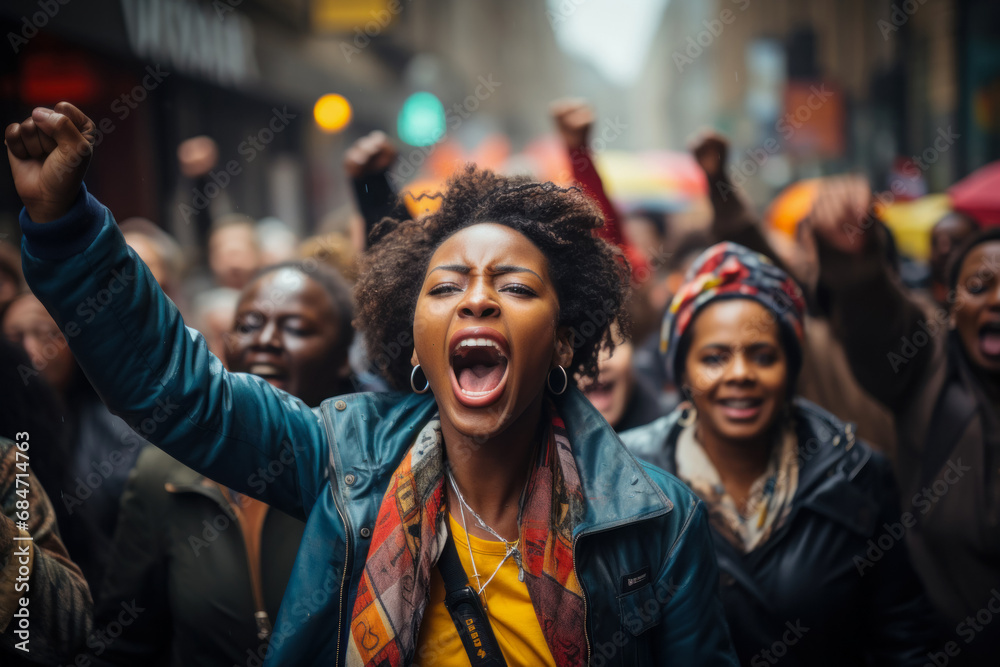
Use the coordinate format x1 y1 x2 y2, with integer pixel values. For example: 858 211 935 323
621 242 942 666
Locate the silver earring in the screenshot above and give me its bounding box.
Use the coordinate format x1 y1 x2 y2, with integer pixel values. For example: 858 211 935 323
410 365 430 394
547 365 568 395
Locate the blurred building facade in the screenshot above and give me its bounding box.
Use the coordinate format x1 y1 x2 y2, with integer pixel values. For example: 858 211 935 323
631 0 1000 205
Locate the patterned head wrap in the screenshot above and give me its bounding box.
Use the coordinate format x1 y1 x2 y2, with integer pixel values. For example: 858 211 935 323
660 242 806 384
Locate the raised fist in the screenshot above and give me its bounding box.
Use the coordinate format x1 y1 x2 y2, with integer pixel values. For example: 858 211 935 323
5 102 95 224
805 174 875 254
344 131 397 180
550 99 594 151
689 130 729 181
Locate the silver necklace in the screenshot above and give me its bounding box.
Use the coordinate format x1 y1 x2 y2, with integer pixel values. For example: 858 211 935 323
446 466 527 595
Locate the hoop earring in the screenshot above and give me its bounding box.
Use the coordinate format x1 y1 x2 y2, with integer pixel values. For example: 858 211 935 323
547 365 568 395
410 365 430 394
678 405 697 428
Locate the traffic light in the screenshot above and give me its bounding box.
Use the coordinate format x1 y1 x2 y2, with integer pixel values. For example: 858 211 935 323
397 92 445 146
314 94 352 133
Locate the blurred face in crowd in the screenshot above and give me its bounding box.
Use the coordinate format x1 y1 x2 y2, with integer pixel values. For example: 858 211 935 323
683 299 789 445
931 214 978 286
411 223 571 440
952 241 1000 374
579 326 634 428
2 294 75 393
226 268 349 407
124 233 168 289
210 223 261 290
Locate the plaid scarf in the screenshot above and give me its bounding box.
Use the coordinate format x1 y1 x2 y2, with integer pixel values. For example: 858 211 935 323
346 408 587 666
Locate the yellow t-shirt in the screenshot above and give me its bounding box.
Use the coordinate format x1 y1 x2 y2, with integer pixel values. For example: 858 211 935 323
413 514 556 667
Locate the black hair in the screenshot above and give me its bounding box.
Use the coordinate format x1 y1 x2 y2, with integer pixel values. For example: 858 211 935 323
355 165 631 390
947 227 1000 295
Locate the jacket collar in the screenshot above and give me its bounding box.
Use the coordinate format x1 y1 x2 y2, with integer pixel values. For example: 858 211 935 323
622 398 878 538
554 387 674 536
322 388 675 536
163 461 234 513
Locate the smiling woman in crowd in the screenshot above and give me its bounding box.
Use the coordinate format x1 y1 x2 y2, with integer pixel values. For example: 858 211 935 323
90 260 354 667
621 241 941 666
6 102 738 666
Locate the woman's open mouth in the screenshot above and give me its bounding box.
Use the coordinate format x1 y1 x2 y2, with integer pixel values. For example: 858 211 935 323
716 396 764 422
583 379 617 412
448 329 510 408
978 321 1000 360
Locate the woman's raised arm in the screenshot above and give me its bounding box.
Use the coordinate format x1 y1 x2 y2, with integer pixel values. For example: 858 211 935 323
7 103 329 521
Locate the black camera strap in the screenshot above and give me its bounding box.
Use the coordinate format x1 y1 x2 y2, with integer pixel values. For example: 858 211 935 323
437 533 508 667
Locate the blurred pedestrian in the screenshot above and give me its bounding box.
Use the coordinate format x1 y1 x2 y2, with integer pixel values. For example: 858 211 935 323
2 293 149 597
208 214 261 291
810 176 1000 664
119 217 187 313
257 217 300 267
928 211 980 308
189 287 241 365
7 102 739 666
0 241 24 318
577 321 669 432
90 261 355 667
622 242 942 666
344 130 404 249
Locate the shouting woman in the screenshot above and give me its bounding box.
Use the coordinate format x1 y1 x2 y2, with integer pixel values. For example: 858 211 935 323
5 103 737 666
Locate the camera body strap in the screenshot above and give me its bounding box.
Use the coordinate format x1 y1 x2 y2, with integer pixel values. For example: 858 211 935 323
437 533 509 667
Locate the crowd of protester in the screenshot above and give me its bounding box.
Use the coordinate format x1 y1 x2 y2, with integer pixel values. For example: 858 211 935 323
0 96 997 667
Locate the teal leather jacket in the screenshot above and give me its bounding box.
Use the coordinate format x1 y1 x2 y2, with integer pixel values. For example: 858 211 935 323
20 188 738 666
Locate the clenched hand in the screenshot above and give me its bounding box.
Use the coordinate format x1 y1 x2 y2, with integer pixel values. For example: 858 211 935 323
5 102 96 224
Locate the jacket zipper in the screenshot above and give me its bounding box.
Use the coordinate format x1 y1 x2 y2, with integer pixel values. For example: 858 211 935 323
323 417 353 665
221 487 273 640
571 533 591 665
571 506 673 666
165 481 273 639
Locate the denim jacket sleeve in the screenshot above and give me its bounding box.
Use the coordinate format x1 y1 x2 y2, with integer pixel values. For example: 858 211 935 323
19 187 328 522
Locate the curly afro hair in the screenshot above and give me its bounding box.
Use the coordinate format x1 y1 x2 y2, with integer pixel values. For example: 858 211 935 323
355 165 631 391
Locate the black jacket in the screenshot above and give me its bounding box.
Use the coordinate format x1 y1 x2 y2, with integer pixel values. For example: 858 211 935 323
621 399 943 666
88 447 305 667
